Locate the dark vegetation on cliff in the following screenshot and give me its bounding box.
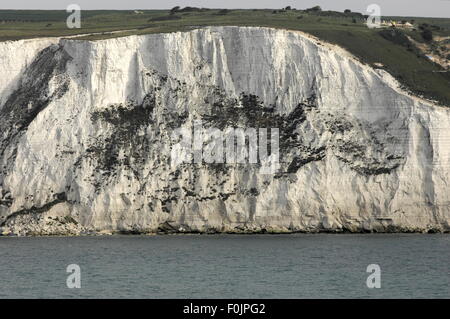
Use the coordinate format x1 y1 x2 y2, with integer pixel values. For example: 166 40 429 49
0 7 449 105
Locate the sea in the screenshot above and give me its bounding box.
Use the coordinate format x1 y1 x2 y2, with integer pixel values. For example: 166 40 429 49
0 234 448 298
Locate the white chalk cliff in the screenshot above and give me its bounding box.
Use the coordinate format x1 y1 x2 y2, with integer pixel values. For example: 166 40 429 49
0 26 449 235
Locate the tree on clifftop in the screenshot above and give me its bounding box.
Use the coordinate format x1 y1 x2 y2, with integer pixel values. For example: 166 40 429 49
421 29 433 42
170 6 180 14
309 6 322 12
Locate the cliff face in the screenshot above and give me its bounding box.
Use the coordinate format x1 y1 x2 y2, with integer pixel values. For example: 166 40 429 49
0 26 449 235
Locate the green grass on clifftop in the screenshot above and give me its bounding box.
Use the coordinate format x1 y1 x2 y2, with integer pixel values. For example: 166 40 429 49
1 9 449 106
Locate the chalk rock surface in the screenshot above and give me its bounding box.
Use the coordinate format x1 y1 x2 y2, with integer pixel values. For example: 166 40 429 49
0 26 449 235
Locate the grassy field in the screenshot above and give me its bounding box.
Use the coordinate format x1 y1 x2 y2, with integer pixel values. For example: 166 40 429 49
0 8 449 106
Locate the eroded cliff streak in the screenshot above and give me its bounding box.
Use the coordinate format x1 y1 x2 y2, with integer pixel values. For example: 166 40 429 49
0 26 449 235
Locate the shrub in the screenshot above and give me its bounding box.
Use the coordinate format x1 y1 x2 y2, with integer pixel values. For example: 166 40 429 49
419 23 429 30
170 6 180 14
304 6 322 13
177 6 207 13
421 29 433 42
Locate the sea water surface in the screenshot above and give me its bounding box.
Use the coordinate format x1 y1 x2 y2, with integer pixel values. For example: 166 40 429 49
0 234 448 298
